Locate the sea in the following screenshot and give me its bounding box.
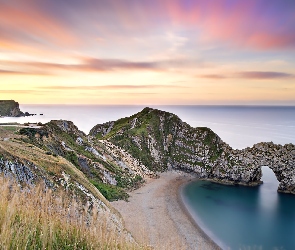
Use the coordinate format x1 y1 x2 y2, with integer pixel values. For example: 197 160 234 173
1 105 295 249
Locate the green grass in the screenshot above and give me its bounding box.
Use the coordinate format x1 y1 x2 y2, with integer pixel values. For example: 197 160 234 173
0 126 19 132
19 127 49 138
64 151 79 167
90 180 129 201
115 174 143 189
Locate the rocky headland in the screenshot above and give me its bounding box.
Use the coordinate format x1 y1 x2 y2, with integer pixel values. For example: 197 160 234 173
0 106 294 249
90 107 295 194
0 100 34 117
3 105 294 196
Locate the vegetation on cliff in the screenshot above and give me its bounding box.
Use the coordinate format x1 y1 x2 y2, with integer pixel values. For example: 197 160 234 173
17 120 147 201
90 107 225 173
90 107 181 171
90 107 295 193
0 106 295 248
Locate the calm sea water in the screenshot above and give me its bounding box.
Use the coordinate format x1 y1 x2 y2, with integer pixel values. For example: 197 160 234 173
1 105 295 149
1 105 295 249
182 167 295 250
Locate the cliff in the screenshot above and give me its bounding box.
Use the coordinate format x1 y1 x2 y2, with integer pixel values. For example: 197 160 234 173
90 107 295 194
0 125 128 239
1 107 294 248
18 119 154 201
1 107 294 229
0 100 25 117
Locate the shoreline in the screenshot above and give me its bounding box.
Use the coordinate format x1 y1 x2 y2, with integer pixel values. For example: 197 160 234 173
203 178 263 187
179 182 228 249
112 171 221 249
178 181 223 250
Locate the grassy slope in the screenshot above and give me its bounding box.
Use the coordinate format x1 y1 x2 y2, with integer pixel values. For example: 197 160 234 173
17 122 140 201
0 177 147 250
91 107 181 171
0 126 111 208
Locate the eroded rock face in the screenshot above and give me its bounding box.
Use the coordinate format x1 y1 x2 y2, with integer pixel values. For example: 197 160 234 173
0 158 36 185
0 153 128 238
90 107 295 194
19 119 150 196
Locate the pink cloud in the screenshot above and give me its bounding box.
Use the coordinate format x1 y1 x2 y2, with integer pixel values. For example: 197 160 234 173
156 0 295 50
198 71 294 80
0 0 294 58
0 2 79 49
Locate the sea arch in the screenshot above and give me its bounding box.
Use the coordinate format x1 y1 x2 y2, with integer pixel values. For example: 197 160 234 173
233 142 295 194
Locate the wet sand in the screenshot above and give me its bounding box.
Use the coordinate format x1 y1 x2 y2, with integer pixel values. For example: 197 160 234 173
112 171 221 250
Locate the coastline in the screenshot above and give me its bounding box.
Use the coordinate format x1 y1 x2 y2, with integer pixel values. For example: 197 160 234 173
202 178 263 187
179 182 226 250
112 171 221 249
178 181 224 250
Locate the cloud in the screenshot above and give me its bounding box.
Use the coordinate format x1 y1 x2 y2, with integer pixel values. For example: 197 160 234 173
0 1 79 49
199 74 227 79
0 90 51 95
0 69 24 74
163 0 295 50
0 67 52 76
0 56 205 75
1 0 294 55
235 71 294 79
198 71 294 80
0 58 160 75
80 58 160 71
39 84 186 90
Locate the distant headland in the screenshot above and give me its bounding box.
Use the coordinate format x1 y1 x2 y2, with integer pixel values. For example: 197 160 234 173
0 100 35 117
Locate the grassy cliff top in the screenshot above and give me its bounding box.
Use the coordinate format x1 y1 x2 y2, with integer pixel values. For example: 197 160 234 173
89 107 182 139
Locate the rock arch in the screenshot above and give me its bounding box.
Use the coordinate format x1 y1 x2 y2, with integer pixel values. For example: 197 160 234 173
241 142 295 194
205 142 295 194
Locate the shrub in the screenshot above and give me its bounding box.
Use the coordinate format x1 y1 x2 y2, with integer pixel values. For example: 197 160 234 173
90 180 129 201
65 151 79 167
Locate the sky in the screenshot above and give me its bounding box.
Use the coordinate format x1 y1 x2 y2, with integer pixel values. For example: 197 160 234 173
0 0 295 105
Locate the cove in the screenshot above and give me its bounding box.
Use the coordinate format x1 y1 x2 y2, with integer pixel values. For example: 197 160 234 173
182 167 295 250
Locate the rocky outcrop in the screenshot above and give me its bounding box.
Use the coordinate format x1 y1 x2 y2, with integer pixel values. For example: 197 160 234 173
90 107 295 194
99 140 155 179
19 119 151 200
0 100 35 117
0 158 38 186
0 100 24 117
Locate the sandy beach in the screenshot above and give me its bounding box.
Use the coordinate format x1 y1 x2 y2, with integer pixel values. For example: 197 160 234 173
112 171 221 250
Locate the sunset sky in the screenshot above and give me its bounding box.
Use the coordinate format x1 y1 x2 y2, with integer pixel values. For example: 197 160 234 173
0 0 295 105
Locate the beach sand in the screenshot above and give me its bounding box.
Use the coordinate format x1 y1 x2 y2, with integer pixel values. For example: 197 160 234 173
112 171 221 250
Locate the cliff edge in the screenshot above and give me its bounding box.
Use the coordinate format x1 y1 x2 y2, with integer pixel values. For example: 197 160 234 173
0 100 25 117
90 107 295 194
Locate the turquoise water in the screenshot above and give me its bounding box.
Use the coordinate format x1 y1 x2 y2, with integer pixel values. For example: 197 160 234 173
182 167 295 250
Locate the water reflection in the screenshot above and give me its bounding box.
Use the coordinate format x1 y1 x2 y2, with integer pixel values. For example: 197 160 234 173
258 166 279 213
